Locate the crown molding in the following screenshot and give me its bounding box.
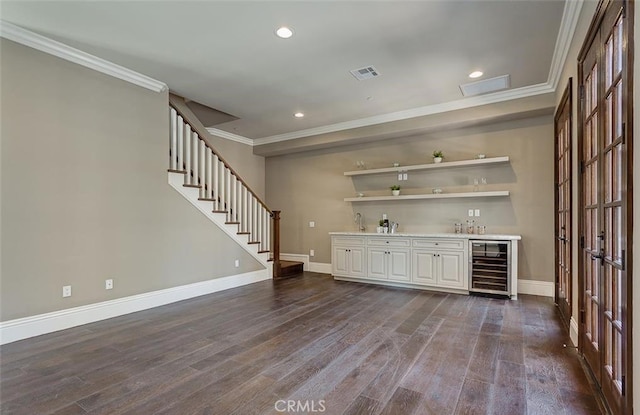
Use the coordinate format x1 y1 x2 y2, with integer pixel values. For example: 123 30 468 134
254 82 554 145
547 0 584 89
206 127 254 146
0 20 167 93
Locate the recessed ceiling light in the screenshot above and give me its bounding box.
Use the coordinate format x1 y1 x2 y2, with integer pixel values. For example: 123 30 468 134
469 71 484 79
294 112 304 118
275 27 294 39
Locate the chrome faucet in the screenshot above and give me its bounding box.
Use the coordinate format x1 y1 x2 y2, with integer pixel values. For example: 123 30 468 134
354 212 366 232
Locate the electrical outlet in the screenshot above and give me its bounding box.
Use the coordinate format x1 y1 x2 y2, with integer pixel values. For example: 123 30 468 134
310 249 315 257
62 285 72 297
309 221 315 228
475 209 480 217
468 209 474 217
235 259 240 267
105 279 113 290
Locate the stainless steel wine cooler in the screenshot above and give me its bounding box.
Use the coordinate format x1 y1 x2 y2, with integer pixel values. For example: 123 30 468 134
469 240 511 297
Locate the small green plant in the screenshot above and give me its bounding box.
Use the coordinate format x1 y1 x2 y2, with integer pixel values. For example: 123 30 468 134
390 185 401 191
432 150 444 158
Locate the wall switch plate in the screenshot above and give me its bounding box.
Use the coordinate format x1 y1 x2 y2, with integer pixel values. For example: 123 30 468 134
105 279 113 290
234 259 240 267
475 209 480 217
309 221 315 228
62 285 72 297
310 249 315 257
468 209 474 217
398 173 403 181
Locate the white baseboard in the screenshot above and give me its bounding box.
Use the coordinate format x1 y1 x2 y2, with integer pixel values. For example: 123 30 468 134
517 279 554 297
309 262 331 274
570 316 579 347
0 269 270 345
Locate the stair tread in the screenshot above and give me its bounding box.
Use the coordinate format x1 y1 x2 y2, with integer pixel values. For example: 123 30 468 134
237 232 250 235
168 169 187 174
183 184 201 188
212 210 228 213
198 197 217 201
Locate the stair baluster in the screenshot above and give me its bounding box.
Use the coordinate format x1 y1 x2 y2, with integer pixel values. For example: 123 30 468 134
168 100 282 276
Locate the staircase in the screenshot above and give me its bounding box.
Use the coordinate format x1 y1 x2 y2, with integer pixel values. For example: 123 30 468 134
167 95 303 278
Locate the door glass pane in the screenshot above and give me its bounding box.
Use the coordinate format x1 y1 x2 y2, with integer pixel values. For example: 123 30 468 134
605 93 613 146
605 36 613 87
615 82 623 138
615 18 623 76
604 151 612 202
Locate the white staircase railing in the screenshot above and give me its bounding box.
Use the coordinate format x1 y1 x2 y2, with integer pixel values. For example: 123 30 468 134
168 104 277 260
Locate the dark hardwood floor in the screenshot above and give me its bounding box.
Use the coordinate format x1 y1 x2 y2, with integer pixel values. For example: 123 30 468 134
0 272 603 415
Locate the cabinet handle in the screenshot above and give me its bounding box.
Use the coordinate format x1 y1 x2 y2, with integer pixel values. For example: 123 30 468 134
386 241 389 244
435 243 439 245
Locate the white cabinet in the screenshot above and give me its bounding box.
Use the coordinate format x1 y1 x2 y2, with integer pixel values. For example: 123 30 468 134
330 233 519 298
412 250 465 289
331 237 366 278
411 238 466 289
412 250 437 285
367 247 410 282
366 237 411 282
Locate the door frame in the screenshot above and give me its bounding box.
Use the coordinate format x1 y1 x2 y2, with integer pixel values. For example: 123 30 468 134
576 0 634 413
554 77 573 328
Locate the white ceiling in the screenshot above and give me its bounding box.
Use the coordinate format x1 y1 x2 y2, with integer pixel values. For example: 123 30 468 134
1 0 571 144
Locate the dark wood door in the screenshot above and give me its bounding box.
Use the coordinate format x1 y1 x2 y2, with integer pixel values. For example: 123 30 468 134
554 79 572 327
578 1 631 413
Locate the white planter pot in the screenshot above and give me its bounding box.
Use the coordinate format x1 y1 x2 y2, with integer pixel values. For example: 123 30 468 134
433 157 443 163
392 190 400 196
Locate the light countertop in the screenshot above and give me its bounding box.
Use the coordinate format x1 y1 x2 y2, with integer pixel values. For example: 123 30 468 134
329 232 522 240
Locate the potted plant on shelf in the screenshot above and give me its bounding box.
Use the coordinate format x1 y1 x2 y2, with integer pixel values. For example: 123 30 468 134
390 185 401 196
432 150 444 163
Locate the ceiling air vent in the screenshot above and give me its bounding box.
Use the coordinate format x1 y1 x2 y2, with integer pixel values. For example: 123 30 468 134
460 74 511 97
350 66 380 81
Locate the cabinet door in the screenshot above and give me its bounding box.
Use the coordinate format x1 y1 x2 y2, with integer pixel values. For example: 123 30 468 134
412 249 437 285
367 248 388 280
349 247 366 277
437 251 465 289
388 248 410 281
332 247 349 276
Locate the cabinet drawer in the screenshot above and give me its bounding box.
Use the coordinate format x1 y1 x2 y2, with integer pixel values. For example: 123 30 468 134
367 238 411 247
332 237 365 246
412 239 464 250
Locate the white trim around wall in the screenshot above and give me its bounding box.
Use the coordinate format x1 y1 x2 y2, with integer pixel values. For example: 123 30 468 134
0 269 270 345
517 279 555 297
0 20 167 93
309 262 332 274
570 316 579 347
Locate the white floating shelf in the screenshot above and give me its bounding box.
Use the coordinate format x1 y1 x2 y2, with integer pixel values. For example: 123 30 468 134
344 191 510 202
344 156 510 176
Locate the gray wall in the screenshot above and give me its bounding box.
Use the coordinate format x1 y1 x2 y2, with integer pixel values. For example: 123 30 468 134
266 115 554 282
0 39 263 321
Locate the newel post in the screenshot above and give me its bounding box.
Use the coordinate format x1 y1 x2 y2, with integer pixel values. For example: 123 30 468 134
272 210 281 278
